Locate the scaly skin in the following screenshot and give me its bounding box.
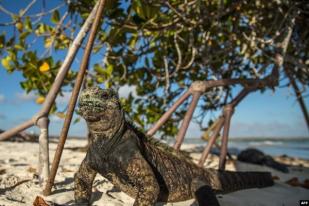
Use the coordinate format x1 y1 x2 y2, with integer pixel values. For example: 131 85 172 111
74 87 274 206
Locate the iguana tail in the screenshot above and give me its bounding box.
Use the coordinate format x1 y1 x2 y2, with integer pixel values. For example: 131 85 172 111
206 169 274 193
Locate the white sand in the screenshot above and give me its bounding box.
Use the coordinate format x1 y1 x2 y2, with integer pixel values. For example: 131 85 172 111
0 139 308 206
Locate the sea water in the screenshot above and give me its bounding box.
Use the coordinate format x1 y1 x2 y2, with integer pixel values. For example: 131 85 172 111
182 137 309 160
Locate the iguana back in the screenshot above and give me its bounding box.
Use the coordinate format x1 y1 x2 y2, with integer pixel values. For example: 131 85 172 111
131 124 273 201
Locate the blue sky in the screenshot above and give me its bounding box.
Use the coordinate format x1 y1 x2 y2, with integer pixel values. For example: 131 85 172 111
0 66 308 138
0 0 308 138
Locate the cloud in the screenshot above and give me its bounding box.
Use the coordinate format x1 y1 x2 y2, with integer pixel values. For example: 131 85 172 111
118 85 137 98
0 94 5 103
16 92 36 101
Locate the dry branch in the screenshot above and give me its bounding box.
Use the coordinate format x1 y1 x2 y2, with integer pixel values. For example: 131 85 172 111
43 0 106 196
147 73 278 138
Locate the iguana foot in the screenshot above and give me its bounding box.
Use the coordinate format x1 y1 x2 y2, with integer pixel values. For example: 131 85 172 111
191 178 220 206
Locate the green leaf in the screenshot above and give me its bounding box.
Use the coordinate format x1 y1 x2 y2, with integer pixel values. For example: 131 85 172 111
105 81 111 88
14 44 24 50
132 0 145 20
132 0 159 20
44 38 53 48
20 31 30 40
0 35 4 48
24 17 32 30
51 10 60 24
106 64 113 75
1 56 12 71
129 33 138 49
94 64 105 75
36 24 44 35
96 76 104 83
73 117 81 124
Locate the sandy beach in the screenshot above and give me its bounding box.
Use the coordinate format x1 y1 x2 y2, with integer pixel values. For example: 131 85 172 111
0 138 308 206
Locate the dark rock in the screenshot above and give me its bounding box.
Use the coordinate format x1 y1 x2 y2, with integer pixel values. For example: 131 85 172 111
285 177 301 187
302 179 309 189
237 148 289 173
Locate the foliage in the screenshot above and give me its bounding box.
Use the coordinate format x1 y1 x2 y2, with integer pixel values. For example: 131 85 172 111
0 0 308 138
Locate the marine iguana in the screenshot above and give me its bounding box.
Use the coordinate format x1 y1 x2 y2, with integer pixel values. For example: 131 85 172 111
74 87 274 206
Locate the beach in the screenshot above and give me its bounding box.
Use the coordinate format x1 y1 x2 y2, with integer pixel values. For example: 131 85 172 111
0 138 308 206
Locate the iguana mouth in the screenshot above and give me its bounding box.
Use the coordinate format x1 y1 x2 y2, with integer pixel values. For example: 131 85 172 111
77 102 106 122
78 108 102 122
84 114 101 122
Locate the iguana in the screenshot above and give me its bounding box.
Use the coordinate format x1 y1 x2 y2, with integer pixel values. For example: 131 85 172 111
74 87 274 206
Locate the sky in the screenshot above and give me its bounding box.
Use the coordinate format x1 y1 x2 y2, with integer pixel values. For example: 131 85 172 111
0 0 308 139
0 66 308 138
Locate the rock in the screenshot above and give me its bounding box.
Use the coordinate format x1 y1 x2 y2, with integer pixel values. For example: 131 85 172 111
33 196 49 206
285 177 302 187
302 179 309 189
237 148 289 173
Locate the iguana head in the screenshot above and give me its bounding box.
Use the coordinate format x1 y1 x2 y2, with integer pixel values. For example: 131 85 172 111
78 87 123 132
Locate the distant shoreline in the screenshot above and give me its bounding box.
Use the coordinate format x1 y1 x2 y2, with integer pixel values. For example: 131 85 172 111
227 137 309 141
47 135 309 140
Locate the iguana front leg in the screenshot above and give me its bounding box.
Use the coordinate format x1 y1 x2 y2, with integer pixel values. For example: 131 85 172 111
74 158 97 205
124 153 160 206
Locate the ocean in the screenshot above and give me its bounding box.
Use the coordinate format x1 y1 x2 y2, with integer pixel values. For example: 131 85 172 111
182 137 309 160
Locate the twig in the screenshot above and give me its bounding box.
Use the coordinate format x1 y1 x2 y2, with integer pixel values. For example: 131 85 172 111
29 3 65 18
0 5 14 16
164 1 196 25
285 55 308 70
20 0 37 17
43 0 106 196
42 11 69 58
198 117 224 166
181 47 196 69
0 0 37 26
174 92 201 150
163 56 170 96
181 32 196 69
173 32 182 74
